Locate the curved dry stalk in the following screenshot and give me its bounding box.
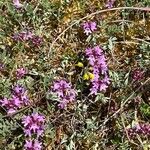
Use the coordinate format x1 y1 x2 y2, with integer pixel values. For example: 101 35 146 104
48 7 150 58
131 37 150 45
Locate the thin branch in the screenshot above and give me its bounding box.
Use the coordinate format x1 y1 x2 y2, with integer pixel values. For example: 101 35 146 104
48 7 150 57
0 105 24 129
131 37 150 45
96 77 150 130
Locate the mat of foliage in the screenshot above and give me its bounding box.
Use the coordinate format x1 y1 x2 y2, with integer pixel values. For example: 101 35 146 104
0 0 150 150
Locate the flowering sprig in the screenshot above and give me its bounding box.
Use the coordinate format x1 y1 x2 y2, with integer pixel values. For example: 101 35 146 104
13 31 33 41
127 123 150 138
13 31 42 47
22 112 45 150
105 0 116 8
16 67 27 79
24 139 42 150
13 0 23 9
85 46 110 94
12 84 29 105
0 84 29 114
51 80 76 109
22 112 45 137
82 21 97 35
132 69 144 81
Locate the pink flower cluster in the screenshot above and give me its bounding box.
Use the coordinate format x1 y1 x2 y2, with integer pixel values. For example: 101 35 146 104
51 80 76 109
13 31 33 41
16 67 27 79
22 112 45 150
132 69 144 81
22 113 45 137
85 46 110 94
24 139 42 150
127 123 150 137
82 21 97 35
13 0 23 9
13 31 42 47
0 85 29 114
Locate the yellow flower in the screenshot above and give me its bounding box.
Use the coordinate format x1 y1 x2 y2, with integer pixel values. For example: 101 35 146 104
83 72 94 80
76 62 84 67
83 73 89 80
88 72 94 80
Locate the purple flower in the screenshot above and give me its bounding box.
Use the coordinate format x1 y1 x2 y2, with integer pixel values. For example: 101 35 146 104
0 95 28 114
0 85 29 114
12 31 42 47
106 0 116 8
53 80 71 90
85 46 110 95
16 67 27 79
0 97 20 114
24 140 32 150
24 139 42 150
7 108 16 114
0 98 9 106
31 36 43 47
34 140 42 150
127 123 150 137
132 69 144 81
82 21 97 35
21 31 33 41
90 81 99 95
20 94 29 105
13 0 23 9
11 95 22 108
12 84 25 95
90 79 109 95
99 82 109 91
13 31 33 41
22 112 45 137
12 84 29 105
51 80 76 109
86 46 103 56
85 46 105 67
